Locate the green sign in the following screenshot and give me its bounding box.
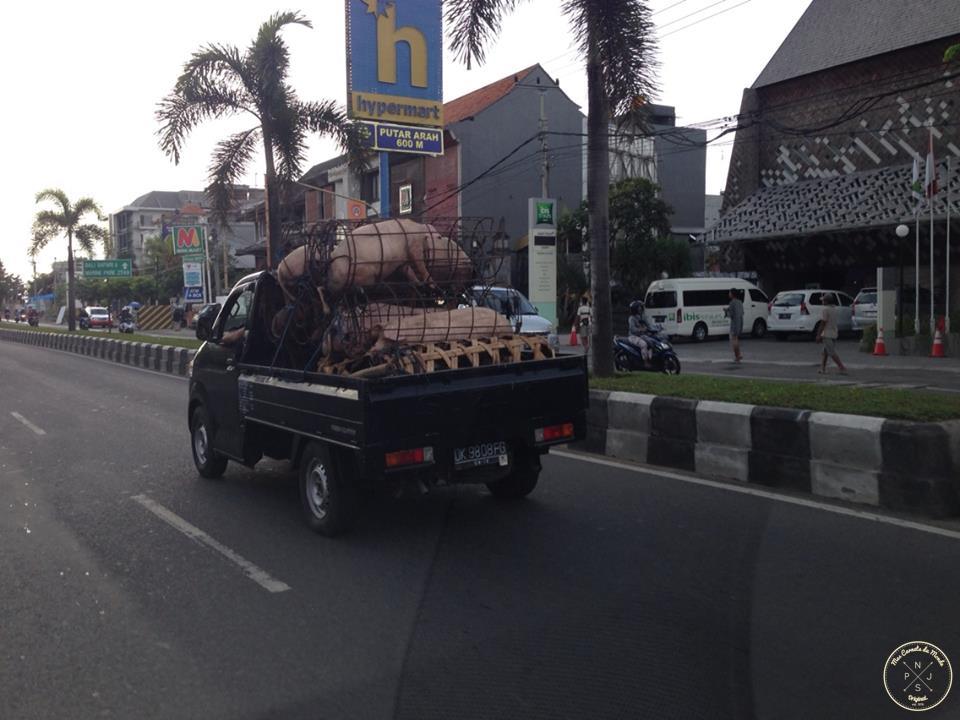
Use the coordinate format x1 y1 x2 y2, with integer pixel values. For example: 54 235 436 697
536 201 554 225
168 225 206 256
81 259 132 278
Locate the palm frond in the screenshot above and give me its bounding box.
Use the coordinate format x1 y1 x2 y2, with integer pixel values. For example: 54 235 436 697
563 0 658 118
445 0 524 68
249 11 311 105
30 220 60 254
158 45 255 163
74 224 105 255
206 127 262 226
35 188 71 215
72 197 103 223
272 98 307 184
297 100 369 175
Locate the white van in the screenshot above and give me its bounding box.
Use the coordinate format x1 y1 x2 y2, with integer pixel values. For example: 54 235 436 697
643 277 770 342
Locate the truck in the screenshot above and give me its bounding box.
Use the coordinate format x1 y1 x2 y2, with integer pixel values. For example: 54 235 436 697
188 271 589 536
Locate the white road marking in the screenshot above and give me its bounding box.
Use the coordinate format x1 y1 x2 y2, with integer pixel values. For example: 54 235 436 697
132 494 290 593
10 412 46 436
550 449 960 543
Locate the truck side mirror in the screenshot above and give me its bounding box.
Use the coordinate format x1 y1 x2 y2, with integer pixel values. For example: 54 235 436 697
195 304 221 341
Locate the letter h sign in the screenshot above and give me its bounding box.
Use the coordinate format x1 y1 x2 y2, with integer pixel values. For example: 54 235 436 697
374 2 427 87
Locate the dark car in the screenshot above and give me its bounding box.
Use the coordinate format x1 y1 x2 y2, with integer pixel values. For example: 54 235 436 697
189 304 219 330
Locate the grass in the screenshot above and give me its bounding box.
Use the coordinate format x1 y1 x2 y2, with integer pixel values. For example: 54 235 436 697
592 373 960 423
3 322 203 350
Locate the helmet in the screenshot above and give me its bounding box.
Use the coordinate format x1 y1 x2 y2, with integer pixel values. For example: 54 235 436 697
629 300 644 315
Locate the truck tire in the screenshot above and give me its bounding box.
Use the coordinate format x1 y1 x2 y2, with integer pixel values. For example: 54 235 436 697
486 452 541 499
299 441 357 537
191 406 228 479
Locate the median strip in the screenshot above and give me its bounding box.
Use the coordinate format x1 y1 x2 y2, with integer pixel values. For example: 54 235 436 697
132 494 291 594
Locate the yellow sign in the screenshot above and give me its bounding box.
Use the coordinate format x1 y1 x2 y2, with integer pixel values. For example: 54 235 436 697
351 90 443 126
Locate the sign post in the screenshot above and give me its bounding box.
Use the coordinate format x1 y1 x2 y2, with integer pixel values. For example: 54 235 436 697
79 259 132 279
345 0 443 218
528 198 558 329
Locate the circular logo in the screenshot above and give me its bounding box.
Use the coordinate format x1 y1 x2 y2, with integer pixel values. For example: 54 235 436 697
884 642 953 712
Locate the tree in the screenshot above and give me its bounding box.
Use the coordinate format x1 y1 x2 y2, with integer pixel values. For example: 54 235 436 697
0 260 25 308
157 11 366 268
446 0 658 375
946 44 959 63
30 189 105 331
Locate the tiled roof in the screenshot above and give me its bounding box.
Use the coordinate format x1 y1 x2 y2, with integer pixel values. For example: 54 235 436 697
445 65 537 124
754 0 960 88
128 190 207 210
713 162 960 242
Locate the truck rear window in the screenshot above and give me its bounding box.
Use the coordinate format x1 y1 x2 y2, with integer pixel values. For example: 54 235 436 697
645 291 677 309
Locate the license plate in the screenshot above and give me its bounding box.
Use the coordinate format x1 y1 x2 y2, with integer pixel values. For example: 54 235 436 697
454 441 508 469
779 313 791 319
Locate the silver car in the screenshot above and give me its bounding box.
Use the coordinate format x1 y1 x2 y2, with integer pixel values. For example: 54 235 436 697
768 289 854 340
851 287 877 332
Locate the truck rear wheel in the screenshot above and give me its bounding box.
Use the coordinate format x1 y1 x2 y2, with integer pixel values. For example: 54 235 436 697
191 406 228 479
299 441 357 537
486 452 541 499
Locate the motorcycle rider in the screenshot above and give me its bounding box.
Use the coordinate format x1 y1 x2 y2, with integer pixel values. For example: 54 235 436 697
627 301 653 365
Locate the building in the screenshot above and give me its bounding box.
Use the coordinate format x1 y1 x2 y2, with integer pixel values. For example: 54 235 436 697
715 0 960 307
109 187 263 294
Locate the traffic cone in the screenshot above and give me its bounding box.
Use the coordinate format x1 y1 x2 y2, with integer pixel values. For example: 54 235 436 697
569 324 578 347
931 319 946 358
872 326 887 356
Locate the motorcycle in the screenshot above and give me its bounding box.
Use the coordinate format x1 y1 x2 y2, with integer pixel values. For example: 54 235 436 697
613 327 681 374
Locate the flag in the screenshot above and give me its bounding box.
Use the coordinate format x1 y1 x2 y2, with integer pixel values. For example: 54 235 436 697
924 130 939 198
911 155 923 210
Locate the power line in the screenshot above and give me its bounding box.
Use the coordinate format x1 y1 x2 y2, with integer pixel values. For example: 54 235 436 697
658 0 739 29
660 0 752 38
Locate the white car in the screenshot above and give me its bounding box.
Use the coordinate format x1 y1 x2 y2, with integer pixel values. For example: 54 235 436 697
469 286 553 334
851 287 878 332
768 290 854 340
642 277 770 342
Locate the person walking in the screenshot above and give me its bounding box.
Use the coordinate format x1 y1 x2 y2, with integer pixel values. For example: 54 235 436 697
725 288 743 362
817 293 847 375
577 296 592 352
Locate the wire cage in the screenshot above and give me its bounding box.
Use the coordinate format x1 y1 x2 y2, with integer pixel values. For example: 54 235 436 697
259 217 553 377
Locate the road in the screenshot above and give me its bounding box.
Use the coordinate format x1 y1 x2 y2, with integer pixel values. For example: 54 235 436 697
2 340 960 719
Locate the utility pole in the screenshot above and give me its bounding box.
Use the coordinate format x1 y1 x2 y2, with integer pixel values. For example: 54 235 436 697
539 86 550 198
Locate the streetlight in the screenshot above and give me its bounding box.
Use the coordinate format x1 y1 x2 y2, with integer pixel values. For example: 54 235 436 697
895 225 909 338
896 224 909 238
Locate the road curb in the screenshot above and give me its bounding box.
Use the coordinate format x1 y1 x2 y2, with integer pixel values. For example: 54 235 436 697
571 389 960 518
0 328 196 381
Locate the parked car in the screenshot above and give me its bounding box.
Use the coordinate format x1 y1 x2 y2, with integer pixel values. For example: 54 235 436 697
468 286 553 335
851 287 878 332
642 277 770 342
83 306 113 329
768 290 854 340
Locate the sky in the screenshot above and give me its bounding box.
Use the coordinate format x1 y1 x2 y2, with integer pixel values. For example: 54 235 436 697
0 0 812 282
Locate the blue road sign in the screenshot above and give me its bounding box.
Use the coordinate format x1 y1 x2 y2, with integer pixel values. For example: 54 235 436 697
359 121 443 155
346 0 443 126
184 287 204 302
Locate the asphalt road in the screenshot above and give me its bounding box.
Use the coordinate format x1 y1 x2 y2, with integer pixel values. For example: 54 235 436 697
3 340 960 719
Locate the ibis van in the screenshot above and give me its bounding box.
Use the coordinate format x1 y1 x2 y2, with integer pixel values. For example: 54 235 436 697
643 277 770 342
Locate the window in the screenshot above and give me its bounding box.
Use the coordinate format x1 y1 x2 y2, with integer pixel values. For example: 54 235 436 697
774 293 805 307
645 291 677 308
361 172 380 203
839 294 853 307
221 285 254 333
399 183 413 215
749 288 769 303
857 292 877 305
683 289 730 307
140 214 146 226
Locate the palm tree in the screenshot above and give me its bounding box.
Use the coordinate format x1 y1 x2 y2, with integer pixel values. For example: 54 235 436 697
446 1 658 375
157 11 366 269
31 189 105 331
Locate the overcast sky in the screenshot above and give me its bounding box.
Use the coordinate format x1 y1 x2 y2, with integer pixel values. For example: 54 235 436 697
0 0 811 282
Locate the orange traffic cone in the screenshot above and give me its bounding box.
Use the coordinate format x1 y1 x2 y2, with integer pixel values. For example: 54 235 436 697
872 326 887 356
569 324 578 347
931 320 946 358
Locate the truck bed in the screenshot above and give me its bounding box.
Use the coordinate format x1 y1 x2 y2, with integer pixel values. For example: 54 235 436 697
236 354 588 479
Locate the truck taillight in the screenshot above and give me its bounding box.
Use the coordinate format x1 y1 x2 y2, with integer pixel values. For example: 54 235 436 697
535 423 574 443
385 446 434 468
768 301 773 313
852 302 857 316
676 308 682 323
800 302 809 315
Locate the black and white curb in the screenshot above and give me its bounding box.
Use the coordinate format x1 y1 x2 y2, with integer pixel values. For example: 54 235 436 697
0 328 195 378
576 390 960 518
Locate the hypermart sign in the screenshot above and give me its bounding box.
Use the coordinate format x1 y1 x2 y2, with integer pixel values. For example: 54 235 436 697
358 121 443 155
346 0 443 126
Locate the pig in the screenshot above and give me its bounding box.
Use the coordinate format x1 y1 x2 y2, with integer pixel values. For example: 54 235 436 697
369 306 512 353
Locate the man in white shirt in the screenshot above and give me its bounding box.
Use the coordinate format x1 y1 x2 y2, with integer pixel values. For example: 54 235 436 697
816 293 847 375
